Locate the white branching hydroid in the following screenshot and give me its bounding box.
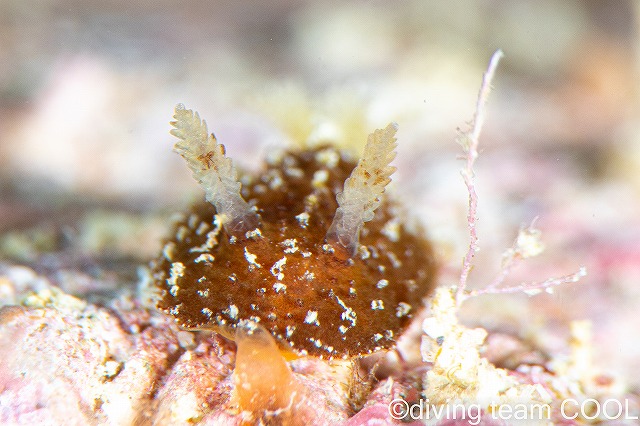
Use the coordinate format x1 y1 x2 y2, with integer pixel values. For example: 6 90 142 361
326 123 398 255
170 104 260 236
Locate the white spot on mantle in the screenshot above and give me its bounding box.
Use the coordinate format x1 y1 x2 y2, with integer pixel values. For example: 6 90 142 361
295 212 310 228
396 302 411 317
371 300 385 310
282 239 299 254
335 296 357 327
270 257 287 281
376 279 389 289
194 253 215 264
304 310 320 326
273 282 287 293
244 247 262 270
227 304 239 319
286 325 296 338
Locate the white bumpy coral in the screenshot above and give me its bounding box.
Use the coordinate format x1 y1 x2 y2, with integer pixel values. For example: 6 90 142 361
170 104 260 236
326 123 398 255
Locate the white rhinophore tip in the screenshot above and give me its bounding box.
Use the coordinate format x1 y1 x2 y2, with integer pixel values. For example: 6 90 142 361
170 104 260 236
326 122 398 255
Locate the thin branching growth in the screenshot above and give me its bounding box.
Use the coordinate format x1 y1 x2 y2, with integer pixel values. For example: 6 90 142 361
456 50 504 303
326 123 398 255
170 104 260 237
484 219 545 292
455 50 586 304
422 52 590 412
472 267 587 297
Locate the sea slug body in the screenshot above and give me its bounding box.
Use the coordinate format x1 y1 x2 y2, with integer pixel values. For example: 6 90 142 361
151 105 437 359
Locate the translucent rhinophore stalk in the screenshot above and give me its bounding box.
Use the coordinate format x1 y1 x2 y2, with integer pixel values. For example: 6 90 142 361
170 104 260 236
326 123 398 255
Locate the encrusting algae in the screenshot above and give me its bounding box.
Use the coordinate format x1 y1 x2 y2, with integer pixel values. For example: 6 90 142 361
151 104 437 359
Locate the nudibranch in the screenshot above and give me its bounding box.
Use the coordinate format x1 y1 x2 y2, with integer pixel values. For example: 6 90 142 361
151 104 437 359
